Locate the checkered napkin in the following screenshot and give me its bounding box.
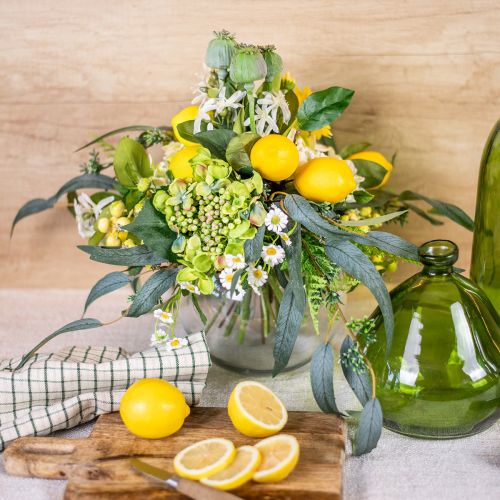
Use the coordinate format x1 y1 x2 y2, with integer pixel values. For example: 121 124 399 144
0 331 211 451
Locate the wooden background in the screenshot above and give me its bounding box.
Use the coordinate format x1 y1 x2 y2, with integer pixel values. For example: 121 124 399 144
1 0 499 288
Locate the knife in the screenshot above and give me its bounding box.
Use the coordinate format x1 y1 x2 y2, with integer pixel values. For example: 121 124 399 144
130 458 243 500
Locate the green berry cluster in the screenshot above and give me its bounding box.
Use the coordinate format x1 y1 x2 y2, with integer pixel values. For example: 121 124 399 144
340 343 366 374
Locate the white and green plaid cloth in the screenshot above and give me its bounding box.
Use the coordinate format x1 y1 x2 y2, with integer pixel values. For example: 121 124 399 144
0 331 210 451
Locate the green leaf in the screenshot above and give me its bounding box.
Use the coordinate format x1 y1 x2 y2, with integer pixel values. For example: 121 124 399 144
244 224 266 263
361 231 419 261
191 294 207 325
399 190 474 231
350 159 387 189
297 86 354 131
113 137 152 188
226 132 259 173
273 229 306 375
340 336 372 405
338 210 408 227
404 201 444 225
229 268 245 297
124 199 177 261
11 174 116 235
354 398 383 456
124 190 145 211
310 343 342 414
83 271 130 314
78 245 164 266
325 240 394 351
176 120 208 144
14 318 103 370
338 142 371 159
127 268 178 317
75 125 166 152
195 129 236 160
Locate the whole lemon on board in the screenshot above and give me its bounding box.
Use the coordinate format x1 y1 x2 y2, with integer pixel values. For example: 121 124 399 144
294 157 357 203
168 146 200 179
171 105 199 146
120 378 190 439
347 150 393 189
250 134 300 182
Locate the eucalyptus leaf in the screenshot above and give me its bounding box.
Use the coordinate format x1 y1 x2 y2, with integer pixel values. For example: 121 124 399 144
76 125 165 152
194 129 236 160
359 231 419 261
113 137 152 188
124 199 177 261
340 336 372 405
350 159 387 189
127 268 178 317
229 268 245 297
226 132 259 172
399 190 474 231
310 343 342 414
404 202 444 225
297 86 354 131
339 142 371 159
83 271 130 314
11 174 117 235
191 294 207 325
354 398 383 456
14 318 103 370
78 245 164 266
338 210 407 227
244 224 266 263
325 240 394 351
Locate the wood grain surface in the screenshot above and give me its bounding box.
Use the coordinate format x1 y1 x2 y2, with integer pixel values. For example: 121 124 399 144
3 408 346 499
1 0 499 287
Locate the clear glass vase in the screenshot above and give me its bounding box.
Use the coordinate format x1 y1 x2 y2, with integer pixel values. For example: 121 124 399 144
365 240 500 439
471 118 500 312
179 287 334 375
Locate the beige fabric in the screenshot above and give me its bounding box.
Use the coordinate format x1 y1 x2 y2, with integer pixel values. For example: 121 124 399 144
0 289 498 500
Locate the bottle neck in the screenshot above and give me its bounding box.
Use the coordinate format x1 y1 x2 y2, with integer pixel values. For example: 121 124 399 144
422 264 453 276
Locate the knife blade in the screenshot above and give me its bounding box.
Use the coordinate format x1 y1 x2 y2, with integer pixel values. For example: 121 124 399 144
130 458 243 500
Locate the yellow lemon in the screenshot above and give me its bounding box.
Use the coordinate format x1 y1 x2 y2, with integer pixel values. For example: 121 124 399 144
294 157 357 203
348 150 393 189
250 134 299 182
253 434 300 483
119 378 190 439
171 105 199 146
168 146 200 179
200 445 261 490
228 381 287 438
173 438 236 480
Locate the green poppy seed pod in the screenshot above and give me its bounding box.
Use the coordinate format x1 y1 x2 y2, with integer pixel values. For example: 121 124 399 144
229 45 267 84
205 30 236 70
261 45 283 83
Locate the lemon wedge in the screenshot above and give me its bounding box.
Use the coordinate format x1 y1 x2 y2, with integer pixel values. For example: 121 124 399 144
253 434 300 483
228 381 287 437
200 445 261 490
173 438 236 480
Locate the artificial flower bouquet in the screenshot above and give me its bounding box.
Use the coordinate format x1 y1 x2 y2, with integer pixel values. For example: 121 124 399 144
12 30 473 453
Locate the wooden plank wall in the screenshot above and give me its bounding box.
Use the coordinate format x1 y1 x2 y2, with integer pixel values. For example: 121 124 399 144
1 0 499 288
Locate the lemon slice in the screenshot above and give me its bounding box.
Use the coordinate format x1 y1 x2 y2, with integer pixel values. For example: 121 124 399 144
228 381 287 437
200 445 262 490
173 438 236 480
253 434 300 483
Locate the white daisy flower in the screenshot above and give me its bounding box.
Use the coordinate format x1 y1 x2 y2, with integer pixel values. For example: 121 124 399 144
153 309 174 324
73 193 115 238
150 328 168 347
219 268 236 290
180 282 201 295
295 137 326 166
265 207 288 233
248 265 268 288
226 284 246 302
279 232 292 246
165 337 189 351
261 244 286 266
225 253 246 270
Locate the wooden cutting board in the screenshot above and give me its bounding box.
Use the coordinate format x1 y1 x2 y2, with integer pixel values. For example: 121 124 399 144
3 407 345 499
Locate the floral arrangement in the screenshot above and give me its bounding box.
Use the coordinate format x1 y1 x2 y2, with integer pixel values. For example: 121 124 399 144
12 30 473 454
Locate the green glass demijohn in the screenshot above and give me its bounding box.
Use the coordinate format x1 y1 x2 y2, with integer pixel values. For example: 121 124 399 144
364 240 500 439
471 118 500 312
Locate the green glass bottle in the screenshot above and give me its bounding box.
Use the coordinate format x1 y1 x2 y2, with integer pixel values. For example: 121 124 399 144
365 240 500 439
471 119 500 312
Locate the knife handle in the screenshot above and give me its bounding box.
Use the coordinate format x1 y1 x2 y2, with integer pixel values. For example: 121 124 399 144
173 476 243 500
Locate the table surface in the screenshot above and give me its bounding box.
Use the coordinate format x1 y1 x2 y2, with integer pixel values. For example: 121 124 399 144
0 288 498 500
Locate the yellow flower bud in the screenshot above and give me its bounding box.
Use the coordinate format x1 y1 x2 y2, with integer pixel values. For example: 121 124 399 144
116 217 131 228
340 215 349 221
358 225 370 232
123 239 136 248
371 255 384 264
97 217 110 233
105 233 121 247
360 207 372 217
110 200 125 218
118 230 129 242
387 261 398 273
